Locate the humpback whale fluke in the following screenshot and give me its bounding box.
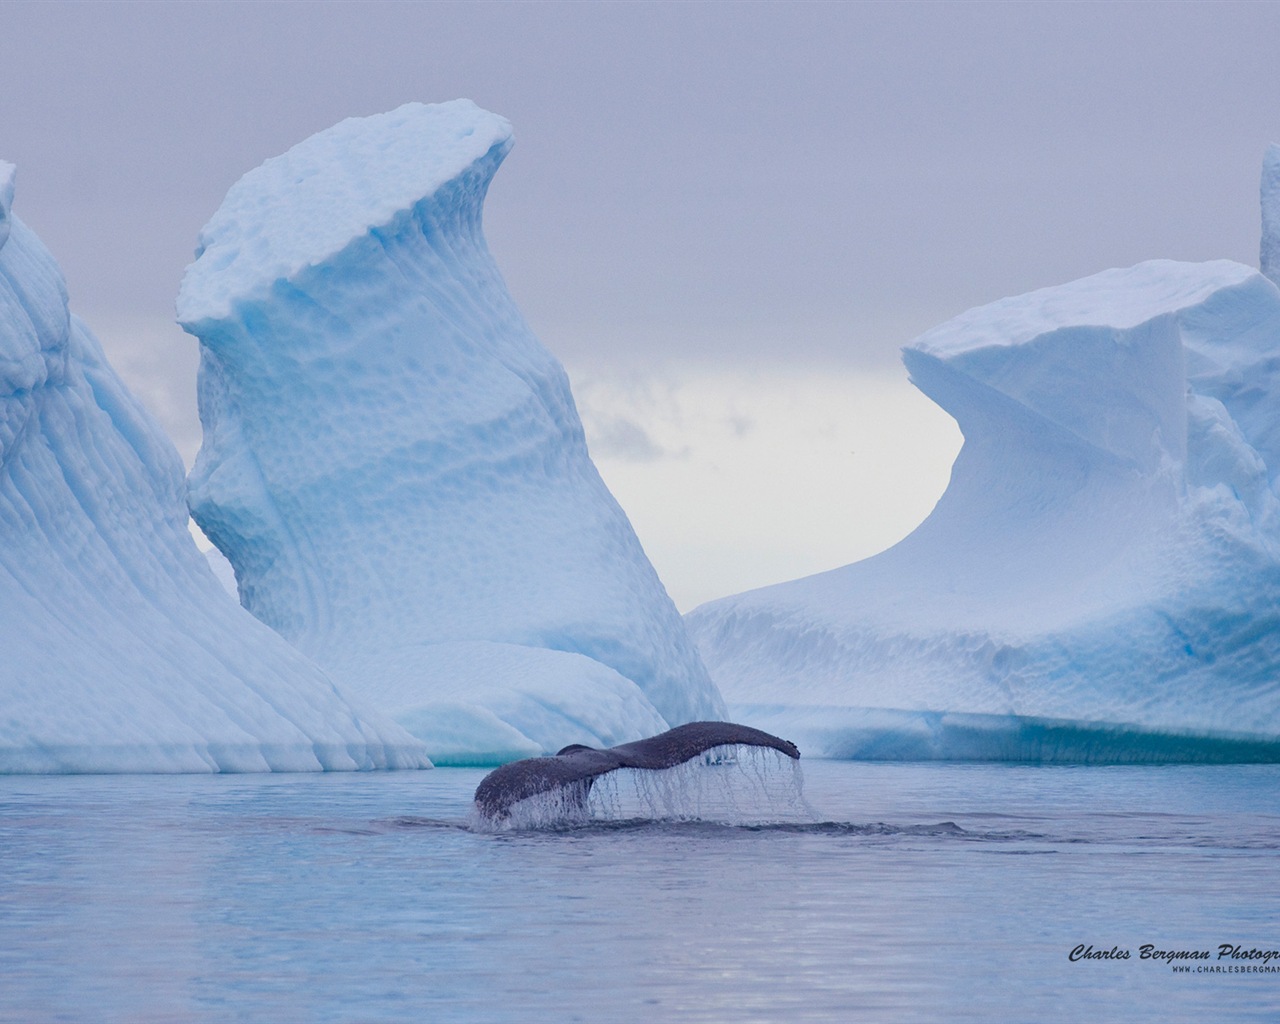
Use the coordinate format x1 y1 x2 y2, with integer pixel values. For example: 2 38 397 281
473 721 800 820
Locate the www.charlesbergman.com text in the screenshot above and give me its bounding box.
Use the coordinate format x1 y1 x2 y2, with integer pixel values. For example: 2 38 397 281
1069 943 1280 972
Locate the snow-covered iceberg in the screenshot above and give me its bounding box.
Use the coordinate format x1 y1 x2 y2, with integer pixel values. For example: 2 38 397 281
688 255 1280 762
0 162 428 773
177 101 724 764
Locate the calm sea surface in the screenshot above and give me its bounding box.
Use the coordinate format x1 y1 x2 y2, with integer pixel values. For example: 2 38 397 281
2 761 1278 1023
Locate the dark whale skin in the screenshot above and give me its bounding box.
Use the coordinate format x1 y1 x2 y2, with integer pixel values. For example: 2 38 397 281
473 721 800 819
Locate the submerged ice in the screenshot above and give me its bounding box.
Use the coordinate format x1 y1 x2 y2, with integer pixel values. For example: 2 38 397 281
0 163 427 773
689 247 1280 761
177 101 724 763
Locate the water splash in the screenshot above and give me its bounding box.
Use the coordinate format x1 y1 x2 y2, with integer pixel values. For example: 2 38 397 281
473 744 816 831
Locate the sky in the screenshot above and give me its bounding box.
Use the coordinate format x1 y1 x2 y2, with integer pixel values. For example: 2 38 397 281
2 1 1279 609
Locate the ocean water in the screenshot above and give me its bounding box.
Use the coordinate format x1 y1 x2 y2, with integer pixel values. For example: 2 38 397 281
2 760 1278 1023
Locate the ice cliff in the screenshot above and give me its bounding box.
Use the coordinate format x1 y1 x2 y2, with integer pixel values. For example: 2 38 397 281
0 162 427 772
688 251 1280 761
177 101 724 764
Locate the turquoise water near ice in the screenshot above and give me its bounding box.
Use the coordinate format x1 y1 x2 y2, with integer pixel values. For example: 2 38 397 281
2 761 1279 1023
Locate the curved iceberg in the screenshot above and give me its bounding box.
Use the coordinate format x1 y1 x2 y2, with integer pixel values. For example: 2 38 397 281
0 162 428 773
688 258 1280 761
177 101 724 763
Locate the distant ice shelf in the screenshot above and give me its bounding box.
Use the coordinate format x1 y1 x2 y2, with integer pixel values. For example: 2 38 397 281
688 244 1280 762
0 162 429 773
178 101 724 763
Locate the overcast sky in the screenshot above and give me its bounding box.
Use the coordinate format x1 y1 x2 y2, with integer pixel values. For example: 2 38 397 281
3 1 1279 608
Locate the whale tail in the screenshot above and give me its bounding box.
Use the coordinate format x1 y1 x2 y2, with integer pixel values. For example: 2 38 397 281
473 721 800 821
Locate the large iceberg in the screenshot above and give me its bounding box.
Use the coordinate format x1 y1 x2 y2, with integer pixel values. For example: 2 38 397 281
176 101 724 764
0 162 428 773
688 253 1280 761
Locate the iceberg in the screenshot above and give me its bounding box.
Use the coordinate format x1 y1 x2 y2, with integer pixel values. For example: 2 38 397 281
177 101 724 764
1264 143 1280 286
687 255 1280 762
0 162 428 773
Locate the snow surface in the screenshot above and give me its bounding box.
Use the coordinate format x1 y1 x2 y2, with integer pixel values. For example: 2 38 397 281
178 100 512 326
688 258 1280 762
178 101 724 764
0 173 429 773
1263 143 1280 286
